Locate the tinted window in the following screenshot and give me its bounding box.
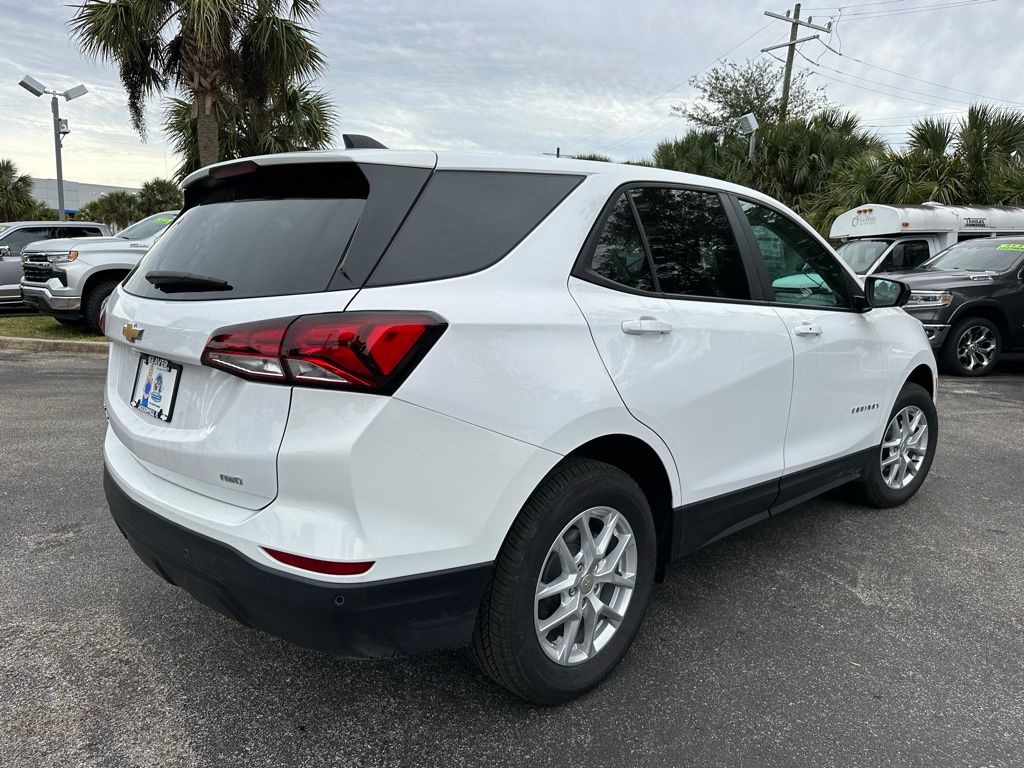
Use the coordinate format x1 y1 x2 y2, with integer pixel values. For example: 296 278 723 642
56 226 104 239
740 200 850 308
878 240 930 272
123 199 364 301
587 194 654 291
367 171 582 286
0 227 52 257
631 188 749 299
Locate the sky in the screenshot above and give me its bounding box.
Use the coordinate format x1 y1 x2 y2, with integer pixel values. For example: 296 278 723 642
0 0 1021 189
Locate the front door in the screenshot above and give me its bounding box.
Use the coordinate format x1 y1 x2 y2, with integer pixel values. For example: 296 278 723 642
734 198 888 478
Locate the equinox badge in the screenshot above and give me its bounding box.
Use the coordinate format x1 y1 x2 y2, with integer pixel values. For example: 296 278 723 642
122 323 144 343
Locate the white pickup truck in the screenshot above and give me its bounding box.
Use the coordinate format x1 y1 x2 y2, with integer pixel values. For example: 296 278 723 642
20 211 177 331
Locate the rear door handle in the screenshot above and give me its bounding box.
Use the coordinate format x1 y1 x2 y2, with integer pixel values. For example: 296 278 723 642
793 323 823 337
621 317 673 335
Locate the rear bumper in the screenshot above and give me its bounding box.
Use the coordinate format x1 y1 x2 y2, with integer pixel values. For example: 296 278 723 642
104 466 492 657
21 283 81 314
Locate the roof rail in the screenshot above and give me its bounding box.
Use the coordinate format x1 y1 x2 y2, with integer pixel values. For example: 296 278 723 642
342 134 388 150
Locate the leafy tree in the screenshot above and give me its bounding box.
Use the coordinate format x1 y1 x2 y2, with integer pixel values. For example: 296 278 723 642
79 191 140 230
23 199 59 220
71 0 331 169
137 178 183 215
164 81 336 179
0 159 38 220
672 59 829 133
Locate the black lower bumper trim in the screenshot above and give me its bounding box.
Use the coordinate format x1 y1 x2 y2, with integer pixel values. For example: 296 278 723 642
104 467 492 658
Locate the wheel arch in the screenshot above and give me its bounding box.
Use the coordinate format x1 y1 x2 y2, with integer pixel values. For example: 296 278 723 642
81 267 131 303
560 434 676 580
905 363 936 399
949 301 1012 344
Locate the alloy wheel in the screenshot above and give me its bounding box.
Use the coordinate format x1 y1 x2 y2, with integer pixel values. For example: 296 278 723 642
534 506 638 666
880 405 929 490
956 325 997 372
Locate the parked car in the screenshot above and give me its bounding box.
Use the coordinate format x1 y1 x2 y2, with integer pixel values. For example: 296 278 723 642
0 220 110 307
831 202 1024 276
20 211 177 331
101 148 938 704
880 237 1024 376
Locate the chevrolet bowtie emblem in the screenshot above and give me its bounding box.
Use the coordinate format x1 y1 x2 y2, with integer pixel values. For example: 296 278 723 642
122 323 144 343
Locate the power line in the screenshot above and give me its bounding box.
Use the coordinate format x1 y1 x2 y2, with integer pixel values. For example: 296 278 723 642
818 45 1024 106
564 21 774 150
594 116 684 154
837 0 996 20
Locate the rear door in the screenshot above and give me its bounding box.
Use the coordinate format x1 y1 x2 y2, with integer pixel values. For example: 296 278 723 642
733 197 888 480
569 185 794 532
104 158 434 509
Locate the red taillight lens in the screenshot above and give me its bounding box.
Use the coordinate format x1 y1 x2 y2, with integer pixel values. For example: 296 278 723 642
262 547 373 576
201 312 446 394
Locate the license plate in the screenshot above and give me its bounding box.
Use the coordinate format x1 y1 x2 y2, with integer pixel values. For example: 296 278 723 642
130 354 182 423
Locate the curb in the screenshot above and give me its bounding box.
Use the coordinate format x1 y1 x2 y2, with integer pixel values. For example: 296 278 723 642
0 335 109 355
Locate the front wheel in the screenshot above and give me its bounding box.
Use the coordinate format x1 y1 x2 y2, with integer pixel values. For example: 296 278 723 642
83 279 119 334
940 317 1001 376
470 459 656 704
857 382 938 508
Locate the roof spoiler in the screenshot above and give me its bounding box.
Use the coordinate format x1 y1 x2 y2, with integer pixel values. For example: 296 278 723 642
343 134 388 150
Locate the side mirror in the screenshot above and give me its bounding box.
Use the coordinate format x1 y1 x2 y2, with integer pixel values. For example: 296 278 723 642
864 275 911 308
0 246 10 259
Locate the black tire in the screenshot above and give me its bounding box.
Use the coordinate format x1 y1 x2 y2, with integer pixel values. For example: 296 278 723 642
470 458 656 704
857 382 938 508
55 317 82 327
939 316 1002 377
83 279 119 334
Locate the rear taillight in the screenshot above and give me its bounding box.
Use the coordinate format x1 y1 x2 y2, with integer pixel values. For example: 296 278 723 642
201 311 446 394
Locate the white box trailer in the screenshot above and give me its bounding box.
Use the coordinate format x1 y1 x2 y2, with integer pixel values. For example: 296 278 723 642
829 202 1024 275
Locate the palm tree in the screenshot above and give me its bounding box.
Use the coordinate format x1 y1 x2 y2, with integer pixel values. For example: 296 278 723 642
137 178 183 214
70 0 329 169
164 81 336 179
78 191 140 230
0 159 37 221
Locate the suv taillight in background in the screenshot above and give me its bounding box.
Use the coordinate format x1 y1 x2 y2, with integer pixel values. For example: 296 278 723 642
201 311 447 395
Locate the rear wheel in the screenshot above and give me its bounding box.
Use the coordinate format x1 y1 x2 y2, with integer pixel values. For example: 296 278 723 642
857 382 938 508
83 279 119 334
940 317 1001 376
470 459 656 704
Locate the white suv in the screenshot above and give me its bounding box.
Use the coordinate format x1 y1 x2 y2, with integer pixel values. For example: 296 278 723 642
102 149 938 703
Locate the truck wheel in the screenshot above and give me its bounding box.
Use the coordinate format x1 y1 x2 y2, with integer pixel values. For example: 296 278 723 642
55 318 82 327
83 279 119 334
940 317 1001 376
470 459 656 704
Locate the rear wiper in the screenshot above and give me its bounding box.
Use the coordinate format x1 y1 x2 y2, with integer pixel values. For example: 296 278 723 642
145 270 232 292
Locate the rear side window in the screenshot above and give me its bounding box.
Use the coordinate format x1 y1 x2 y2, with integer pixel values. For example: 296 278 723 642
366 171 583 286
586 194 654 291
630 188 750 300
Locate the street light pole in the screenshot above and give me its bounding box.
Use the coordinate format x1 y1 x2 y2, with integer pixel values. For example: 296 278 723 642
18 75 87 222
50 94 66 221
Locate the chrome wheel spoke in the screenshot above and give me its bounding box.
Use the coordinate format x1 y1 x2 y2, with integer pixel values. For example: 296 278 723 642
535 505 638 666
880 405 930 490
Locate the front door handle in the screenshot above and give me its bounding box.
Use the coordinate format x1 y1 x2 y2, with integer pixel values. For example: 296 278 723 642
621 317 673 335
793 323 823 337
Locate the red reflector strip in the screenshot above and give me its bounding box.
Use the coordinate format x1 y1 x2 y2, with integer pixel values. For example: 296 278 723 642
261 547 373 576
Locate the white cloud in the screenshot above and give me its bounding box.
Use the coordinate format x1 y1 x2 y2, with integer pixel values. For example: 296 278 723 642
0 0 1021 185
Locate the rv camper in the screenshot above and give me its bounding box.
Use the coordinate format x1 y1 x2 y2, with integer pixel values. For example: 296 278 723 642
830 203 1024 275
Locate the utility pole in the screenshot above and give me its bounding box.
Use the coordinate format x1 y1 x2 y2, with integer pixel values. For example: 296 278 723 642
762 4 831 123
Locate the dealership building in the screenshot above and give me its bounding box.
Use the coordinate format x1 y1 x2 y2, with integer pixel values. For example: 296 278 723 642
31 178 138 215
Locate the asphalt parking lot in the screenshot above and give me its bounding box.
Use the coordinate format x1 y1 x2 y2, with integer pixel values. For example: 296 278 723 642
1 349 1021 768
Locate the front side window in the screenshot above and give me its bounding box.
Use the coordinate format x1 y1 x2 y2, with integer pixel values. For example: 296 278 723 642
586 193 654 291
0 227 53 257
631 188 750 300
740 200 850 308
